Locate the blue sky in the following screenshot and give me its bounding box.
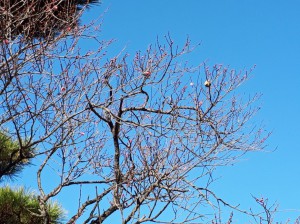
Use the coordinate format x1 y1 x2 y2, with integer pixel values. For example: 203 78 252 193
92 0 300 221
9 0 300 222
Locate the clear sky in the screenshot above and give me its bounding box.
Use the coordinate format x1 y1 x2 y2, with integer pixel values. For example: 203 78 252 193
92 0 300 221
11 0 300 222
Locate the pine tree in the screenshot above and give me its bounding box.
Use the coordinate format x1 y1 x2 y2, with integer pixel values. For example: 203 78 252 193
0 132 34 180
0 186 64 224
0 0 100 40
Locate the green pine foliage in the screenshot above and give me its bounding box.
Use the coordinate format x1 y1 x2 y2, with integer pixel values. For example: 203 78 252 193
0 0 101 40
0 186 65 224
0 132 34 180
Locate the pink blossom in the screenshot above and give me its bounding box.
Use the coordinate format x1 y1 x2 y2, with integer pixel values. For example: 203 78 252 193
142 71 151 78
256 197 264 204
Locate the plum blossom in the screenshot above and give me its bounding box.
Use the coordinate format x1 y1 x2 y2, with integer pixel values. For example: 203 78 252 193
142 71 151 78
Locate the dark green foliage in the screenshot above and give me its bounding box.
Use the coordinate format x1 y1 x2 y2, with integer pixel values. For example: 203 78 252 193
0 186 64 224
0 132 34 180
0 0 100 40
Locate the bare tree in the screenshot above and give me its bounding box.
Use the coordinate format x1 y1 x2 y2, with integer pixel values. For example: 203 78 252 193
0 0 99 180
0 6 273 223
